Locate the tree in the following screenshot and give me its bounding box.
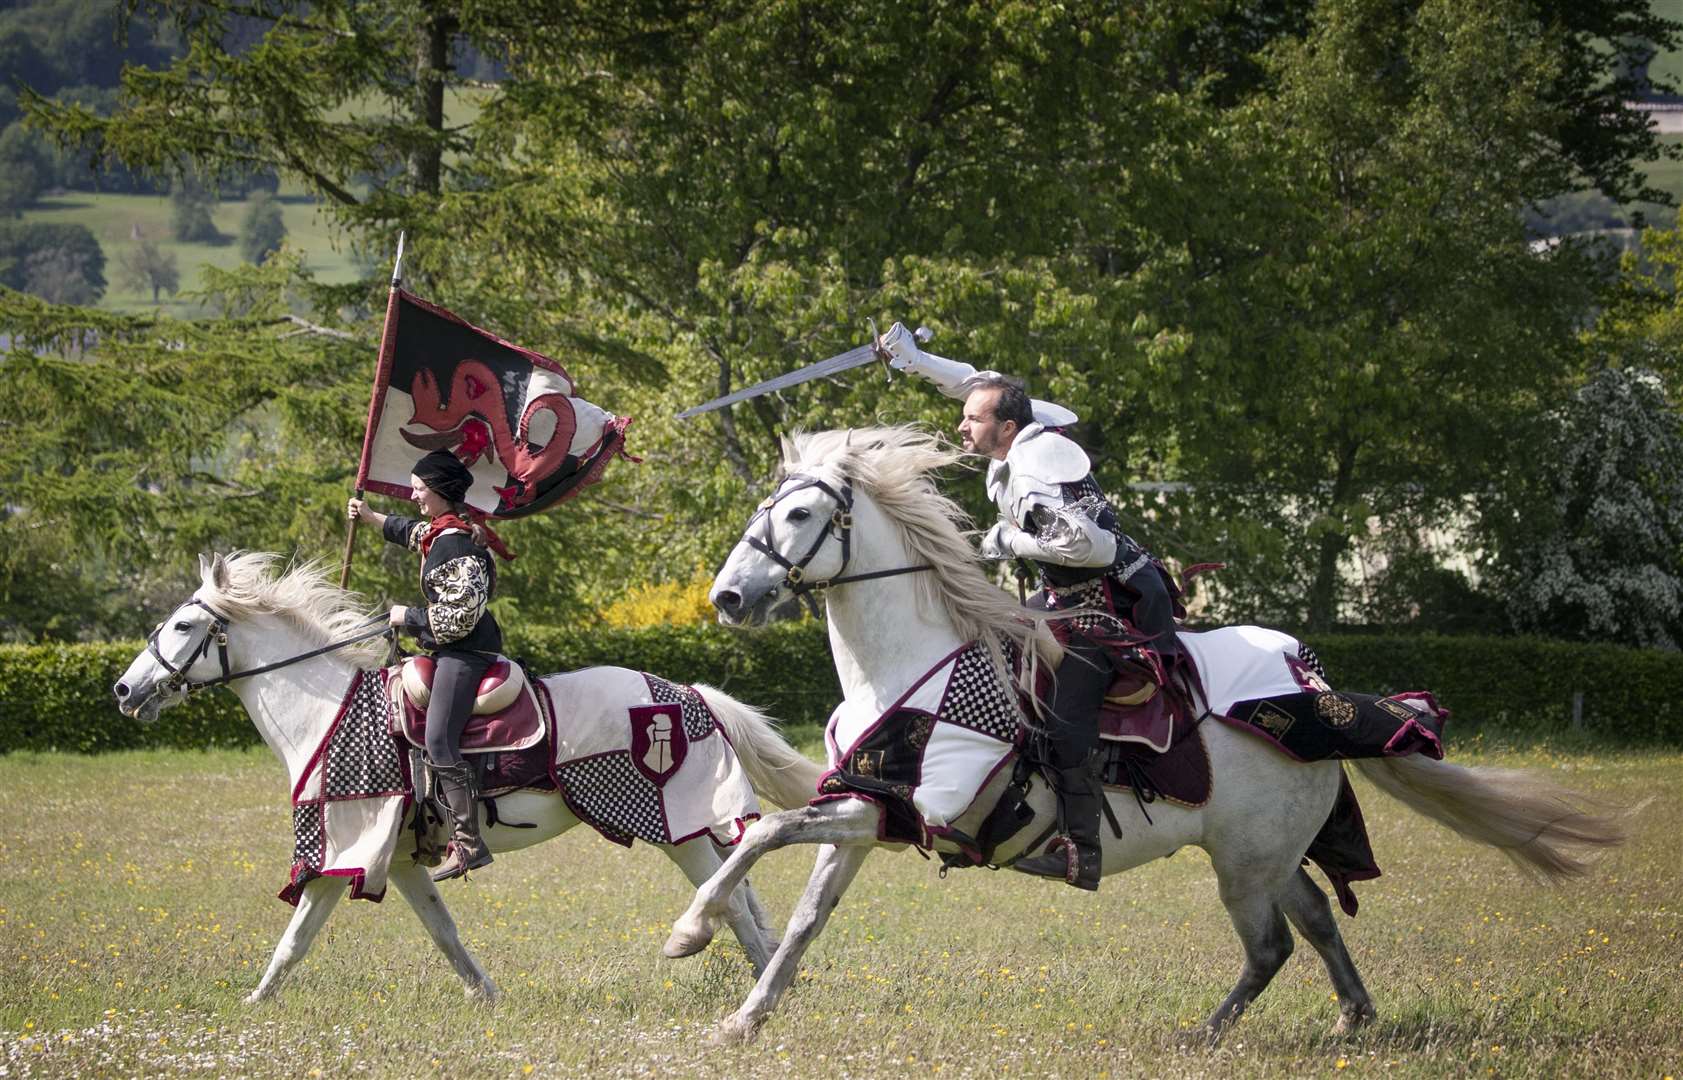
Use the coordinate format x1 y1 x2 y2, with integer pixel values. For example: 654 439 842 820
0 265 371 640
0 222 104 293
238 190 286 264
0 122 51 214
5 0 1682 638
117 237 179 303
22 243 103 304
1481 366 1683 649
169 174 221 243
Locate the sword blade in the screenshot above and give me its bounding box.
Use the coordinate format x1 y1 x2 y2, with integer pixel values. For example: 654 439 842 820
675 343 880 419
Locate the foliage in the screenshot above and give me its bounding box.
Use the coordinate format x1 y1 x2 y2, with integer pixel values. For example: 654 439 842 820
169 175 222 244
2 0 1681 643
0 268 368 641
598 566 723 630
6 627 1683 754
21 242 105 304
1479 366 1683 649
0 121 52 213
238 190 286 265
115 236 179 303
0 221 105 293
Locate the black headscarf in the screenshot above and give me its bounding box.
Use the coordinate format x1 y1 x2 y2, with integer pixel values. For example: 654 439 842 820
412 450 473 504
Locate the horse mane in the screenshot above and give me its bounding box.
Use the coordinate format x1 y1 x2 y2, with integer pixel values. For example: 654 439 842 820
782 425 1061 670
198 551 389 667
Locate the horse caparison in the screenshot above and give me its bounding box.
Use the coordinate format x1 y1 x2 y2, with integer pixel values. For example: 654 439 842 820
113 551 823 1003
667 425 1626 1045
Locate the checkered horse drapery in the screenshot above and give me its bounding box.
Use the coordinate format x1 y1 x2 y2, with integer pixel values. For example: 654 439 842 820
550 673 762 848
280 670 408 905
815 642 1024 848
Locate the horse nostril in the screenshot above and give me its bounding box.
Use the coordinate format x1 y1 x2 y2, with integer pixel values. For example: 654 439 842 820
114 681 130 699
714 590 742 615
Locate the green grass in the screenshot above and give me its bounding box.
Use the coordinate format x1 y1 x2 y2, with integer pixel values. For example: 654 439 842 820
20 190 365 315
1 738 1679 1077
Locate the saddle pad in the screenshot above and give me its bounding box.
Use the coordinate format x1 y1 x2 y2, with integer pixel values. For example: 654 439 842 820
1097 721 1211 807
389 669 546 754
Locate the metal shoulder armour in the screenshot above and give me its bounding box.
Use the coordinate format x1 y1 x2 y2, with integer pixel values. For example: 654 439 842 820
994 424 1092 523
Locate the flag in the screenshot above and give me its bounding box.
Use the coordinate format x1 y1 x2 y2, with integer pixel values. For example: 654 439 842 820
354 290 633 519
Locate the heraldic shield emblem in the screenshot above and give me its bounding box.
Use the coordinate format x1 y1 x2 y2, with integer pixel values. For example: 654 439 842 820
629 703 688 786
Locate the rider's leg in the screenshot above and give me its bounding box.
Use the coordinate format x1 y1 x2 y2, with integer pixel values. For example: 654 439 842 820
1013 630 1109 890
1123 565 1181 659
426 650 494 881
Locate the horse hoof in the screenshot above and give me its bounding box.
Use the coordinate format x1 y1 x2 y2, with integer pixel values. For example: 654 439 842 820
664 917 716 959
708 1016 759 1046
1332 1004 1375 1036
467 977 501 1005
242 990 268 1006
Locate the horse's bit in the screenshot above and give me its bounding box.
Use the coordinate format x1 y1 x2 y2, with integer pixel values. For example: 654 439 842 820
742 473 931 615
147 598 391 695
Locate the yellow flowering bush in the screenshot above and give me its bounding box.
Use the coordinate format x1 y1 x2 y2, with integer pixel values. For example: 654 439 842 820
598 567 717 629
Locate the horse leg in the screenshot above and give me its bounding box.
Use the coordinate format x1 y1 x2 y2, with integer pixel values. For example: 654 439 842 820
713 841 872 1046
245 876 346 1003
663 840 776 977
1203 885 1294 1042
1279 868 1375 1034
665 799 880 959
388 861 499 1003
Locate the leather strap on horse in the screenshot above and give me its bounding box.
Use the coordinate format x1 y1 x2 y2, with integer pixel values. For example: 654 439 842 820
744 471 934 615
149 602 393 696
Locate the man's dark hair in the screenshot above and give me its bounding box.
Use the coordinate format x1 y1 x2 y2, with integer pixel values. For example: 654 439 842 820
974 374 1034 429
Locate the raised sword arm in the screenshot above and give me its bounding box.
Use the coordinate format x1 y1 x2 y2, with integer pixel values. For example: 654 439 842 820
877 320 1080 428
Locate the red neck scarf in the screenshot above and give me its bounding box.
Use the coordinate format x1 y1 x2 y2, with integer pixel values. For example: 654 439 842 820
419 512 516 561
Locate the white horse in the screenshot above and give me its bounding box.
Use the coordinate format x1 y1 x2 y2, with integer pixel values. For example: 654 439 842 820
664 426 1625 1043
113 552 823 1004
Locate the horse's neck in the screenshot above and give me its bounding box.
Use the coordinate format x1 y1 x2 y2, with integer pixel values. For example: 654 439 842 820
227 614 365 786
824 499 967 713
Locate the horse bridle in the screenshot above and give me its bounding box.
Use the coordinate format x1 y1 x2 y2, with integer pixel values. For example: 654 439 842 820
742 473 932 615
146 597 392 696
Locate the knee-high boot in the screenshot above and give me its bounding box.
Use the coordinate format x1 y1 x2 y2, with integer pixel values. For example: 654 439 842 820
431 761 493 882
1012 764 1103 891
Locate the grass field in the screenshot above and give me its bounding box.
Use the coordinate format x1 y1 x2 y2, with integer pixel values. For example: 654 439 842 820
1 737 1679 1078
21 190 365 316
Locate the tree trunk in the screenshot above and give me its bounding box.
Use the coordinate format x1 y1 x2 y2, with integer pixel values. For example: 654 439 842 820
1306 441 1360 632
408 7 455 198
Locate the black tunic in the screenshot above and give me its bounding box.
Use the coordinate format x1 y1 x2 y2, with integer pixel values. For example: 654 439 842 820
382 514 503 655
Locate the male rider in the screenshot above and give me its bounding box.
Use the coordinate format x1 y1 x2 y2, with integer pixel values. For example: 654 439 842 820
879 322 1182 891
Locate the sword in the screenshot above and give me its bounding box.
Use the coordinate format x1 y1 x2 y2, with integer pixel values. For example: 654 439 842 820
676 321 933 420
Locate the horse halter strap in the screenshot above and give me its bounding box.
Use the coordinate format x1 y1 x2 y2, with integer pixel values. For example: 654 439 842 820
148 598 391 696
744 473 931 615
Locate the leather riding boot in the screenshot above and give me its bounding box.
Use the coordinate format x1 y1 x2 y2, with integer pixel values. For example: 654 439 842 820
1012 765 1103 891
431 761 493 882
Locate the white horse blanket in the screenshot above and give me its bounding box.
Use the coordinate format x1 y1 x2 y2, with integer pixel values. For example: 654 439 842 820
279 667 761 905
815 625 1421 851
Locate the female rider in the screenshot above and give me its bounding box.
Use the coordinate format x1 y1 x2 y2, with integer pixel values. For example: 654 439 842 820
347 449 508 881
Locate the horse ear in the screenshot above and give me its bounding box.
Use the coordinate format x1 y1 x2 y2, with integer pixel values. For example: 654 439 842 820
209 553 230 590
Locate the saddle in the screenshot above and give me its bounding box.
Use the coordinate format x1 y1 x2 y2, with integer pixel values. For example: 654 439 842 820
1030 653 1176 751
1026 653 1211 807
387 655 546 755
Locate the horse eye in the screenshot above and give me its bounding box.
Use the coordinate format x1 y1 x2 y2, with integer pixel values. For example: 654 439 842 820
787 507 811 523
174 621 193 632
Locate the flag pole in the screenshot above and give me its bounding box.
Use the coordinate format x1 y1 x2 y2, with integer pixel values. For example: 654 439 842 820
339 231 407 589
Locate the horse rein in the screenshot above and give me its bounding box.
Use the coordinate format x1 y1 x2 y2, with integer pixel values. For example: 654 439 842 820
147 598 393 696
742 473 932 614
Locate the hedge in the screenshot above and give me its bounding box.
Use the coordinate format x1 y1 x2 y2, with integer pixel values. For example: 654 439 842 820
3 626 1680 754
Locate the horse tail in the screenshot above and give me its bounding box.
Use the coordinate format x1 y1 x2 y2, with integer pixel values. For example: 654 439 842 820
1351 755 1627 883
694 685 824 810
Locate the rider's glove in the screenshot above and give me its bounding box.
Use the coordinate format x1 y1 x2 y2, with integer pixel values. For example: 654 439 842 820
980 521 1047 561
879 321 926 373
